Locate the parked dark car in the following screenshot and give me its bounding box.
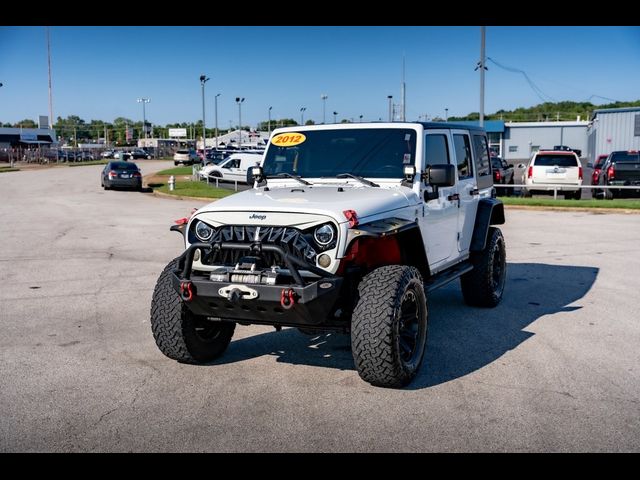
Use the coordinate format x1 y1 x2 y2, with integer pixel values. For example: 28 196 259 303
491 156 515 196
129 149 152 159
101 161 142 191
553 145 582 158
596 151 640 199
589 154 609 185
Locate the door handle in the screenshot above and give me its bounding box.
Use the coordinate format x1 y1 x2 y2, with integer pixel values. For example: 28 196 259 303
447 193 460 201
470 188 479 196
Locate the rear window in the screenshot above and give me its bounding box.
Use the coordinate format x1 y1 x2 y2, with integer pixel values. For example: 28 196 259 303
611 152 640 163
534 154 578 167
111 162 138 170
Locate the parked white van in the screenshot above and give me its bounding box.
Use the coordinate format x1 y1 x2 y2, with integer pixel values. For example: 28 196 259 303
199 152 262 183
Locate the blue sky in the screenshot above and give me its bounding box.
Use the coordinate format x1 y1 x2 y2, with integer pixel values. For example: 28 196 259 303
1 26 639 127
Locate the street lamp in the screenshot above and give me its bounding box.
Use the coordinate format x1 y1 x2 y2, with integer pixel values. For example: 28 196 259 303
214 93 221 149
321 94 328 124
387 95 393 122
445 108 448 122
333 111 338 123
137 98 150 139
268 106 273 136
300 107 306 126
359 114 363 122
200 75 210 150
236 97 245 147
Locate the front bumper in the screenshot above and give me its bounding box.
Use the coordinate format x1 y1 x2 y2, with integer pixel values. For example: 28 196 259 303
172 243 344 327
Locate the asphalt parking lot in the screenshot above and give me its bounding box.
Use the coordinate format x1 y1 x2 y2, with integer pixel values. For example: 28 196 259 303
0 161 639 452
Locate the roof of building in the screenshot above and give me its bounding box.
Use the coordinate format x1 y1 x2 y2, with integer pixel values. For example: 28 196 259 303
445 120 505 133
591 106 640 118
504 121 589 128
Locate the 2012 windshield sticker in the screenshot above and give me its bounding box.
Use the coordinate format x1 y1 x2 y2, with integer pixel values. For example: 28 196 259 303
271 132 306 147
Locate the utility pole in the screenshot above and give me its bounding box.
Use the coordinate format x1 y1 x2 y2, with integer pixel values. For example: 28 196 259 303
236 97 245 147
401 54 406 121
215 93 221 149
199 75 209 150
46 26 54 128
478 26 487 127
268 106 272 136
387 95 393 122
137 98 150 139
321 94 328 124
445 108 449 122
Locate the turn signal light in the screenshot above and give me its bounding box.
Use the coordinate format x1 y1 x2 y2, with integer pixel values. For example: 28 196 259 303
343 210 359 228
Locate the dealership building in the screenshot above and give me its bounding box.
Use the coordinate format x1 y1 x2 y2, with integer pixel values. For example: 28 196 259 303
587 106 640 162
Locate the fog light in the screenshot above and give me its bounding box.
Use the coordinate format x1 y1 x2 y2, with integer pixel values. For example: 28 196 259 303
194 249 201 262
318 254 331 268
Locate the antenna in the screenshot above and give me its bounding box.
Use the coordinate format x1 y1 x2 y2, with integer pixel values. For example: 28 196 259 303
401 53 406 122
46 26 54 128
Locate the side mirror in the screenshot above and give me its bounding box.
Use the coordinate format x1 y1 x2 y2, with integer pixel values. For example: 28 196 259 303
422 164 455 202
427 164 456 187
517 163 526 169
247 165 264 185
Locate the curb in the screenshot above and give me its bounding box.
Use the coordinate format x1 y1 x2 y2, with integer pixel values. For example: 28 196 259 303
150 189 216 202
504 204 640 214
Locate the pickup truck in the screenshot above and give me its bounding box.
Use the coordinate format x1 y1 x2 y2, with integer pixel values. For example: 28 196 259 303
491 156 514 196
595 150 640 199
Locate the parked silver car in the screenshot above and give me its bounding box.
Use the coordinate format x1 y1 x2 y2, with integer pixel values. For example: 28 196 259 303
173 149 199 166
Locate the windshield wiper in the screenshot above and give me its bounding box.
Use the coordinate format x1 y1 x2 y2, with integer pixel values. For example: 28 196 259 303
266 172 312 186
335 173 379 187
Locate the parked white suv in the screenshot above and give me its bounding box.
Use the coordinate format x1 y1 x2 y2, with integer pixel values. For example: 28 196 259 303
199 152 262 183
173 149 199 166
150 123 506 388
523 150 583 199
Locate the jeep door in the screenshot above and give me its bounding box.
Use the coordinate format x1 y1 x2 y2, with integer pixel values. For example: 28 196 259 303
420 130 458 267
450 130 483 254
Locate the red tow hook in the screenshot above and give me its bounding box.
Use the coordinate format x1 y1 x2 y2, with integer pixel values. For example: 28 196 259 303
180 281 194 302
280 288 296 310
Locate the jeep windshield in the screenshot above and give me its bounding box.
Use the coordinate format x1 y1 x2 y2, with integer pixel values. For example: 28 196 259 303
262 128 417 179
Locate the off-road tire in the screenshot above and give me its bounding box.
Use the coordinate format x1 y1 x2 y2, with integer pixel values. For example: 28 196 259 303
351 265 428 388
150 258 235 363
461 227 506 308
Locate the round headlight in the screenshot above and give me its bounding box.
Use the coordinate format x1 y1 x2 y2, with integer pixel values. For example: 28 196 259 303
314 224 335 246
194 220 213 241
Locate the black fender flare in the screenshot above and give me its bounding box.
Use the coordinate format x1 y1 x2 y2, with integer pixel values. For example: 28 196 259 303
344 218 430 278
470 198 505 252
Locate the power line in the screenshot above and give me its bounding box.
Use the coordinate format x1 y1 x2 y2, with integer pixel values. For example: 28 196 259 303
486 57 555 103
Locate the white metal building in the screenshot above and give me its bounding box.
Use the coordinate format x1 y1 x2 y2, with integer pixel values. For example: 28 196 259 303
502 121 589 163
587 107 640 162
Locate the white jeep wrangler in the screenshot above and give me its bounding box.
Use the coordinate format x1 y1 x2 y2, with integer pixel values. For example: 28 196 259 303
150 122 506 388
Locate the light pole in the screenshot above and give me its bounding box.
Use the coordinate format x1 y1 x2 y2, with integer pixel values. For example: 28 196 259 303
214 93 221 149
236 97 245 147
300 107 306 126
445 108 448 122
137 98 150 139
387 95 393 122
333 111 338 123
321 94 328 124
359 114 363 122
199 75 210 150
268 106 272 135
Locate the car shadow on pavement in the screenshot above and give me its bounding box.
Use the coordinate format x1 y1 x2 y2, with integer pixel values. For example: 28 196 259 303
213 263 599 390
